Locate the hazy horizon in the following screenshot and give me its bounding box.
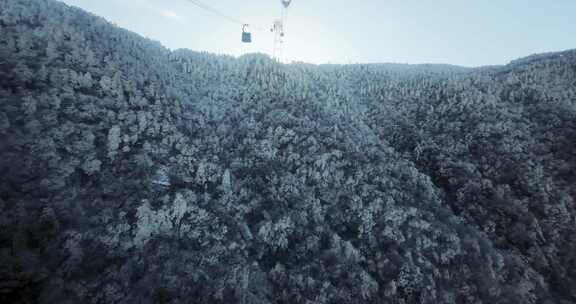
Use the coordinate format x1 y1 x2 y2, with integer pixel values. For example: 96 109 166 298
56 0 576 67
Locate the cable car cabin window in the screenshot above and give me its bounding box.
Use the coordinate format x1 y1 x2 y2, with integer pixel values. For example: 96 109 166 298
242 31 252 43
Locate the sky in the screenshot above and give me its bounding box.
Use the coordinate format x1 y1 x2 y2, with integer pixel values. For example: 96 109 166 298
58 0 576 67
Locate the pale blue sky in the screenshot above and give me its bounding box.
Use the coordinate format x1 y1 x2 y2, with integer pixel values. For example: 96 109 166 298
58 0 576 66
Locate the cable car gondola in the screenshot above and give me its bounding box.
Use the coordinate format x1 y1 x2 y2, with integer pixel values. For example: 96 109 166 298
242 24 252 43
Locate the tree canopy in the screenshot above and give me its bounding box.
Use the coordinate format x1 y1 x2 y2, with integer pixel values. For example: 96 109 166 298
1 0 575 303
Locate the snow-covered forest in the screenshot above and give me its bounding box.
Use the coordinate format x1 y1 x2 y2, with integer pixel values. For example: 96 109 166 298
1 0 576 303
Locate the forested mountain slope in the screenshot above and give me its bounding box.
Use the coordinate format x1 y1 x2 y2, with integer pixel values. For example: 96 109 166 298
1 0 575 303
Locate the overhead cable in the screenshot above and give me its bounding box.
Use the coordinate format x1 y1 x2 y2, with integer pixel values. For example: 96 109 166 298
182 0 266 31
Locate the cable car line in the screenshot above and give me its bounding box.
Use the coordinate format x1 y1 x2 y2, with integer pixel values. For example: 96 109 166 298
183 0 244 25
182 0 265 31
181 0 293 48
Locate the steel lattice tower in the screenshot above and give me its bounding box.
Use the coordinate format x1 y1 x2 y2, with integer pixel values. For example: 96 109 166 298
272 0 291 62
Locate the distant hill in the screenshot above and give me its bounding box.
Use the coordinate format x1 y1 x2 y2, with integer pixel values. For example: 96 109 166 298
509 49 576 66
1 0 575 303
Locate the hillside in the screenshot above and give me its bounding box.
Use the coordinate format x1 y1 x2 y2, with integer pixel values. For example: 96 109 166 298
1 0 576 303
